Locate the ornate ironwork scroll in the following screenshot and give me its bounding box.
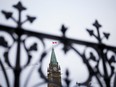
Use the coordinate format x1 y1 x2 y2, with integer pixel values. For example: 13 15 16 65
0 1 116 87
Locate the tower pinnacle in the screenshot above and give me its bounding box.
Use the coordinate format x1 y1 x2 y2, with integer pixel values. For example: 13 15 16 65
50 48 58 65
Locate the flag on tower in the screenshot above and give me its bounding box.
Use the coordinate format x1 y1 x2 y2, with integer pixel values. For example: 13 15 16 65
52 42 57 44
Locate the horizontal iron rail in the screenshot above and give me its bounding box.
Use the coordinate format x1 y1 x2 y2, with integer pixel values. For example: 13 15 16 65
0 24 116 51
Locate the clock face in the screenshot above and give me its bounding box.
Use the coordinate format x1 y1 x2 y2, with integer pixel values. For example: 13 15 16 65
53 67 57 71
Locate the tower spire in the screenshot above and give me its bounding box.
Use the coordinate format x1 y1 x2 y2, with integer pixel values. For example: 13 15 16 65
50 48 58 65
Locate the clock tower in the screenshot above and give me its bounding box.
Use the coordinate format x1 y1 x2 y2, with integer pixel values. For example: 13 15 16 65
47 48 61 87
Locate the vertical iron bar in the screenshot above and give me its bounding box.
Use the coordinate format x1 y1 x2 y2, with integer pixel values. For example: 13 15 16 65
96 28 101 43
14 10 21 87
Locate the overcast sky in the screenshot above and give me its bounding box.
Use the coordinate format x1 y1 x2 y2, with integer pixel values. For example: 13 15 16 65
0 0 116 87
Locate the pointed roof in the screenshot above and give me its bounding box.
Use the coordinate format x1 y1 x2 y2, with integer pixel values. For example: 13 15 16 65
50 48 57 65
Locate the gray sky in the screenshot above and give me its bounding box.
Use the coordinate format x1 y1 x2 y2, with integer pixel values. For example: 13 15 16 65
0 0 116 87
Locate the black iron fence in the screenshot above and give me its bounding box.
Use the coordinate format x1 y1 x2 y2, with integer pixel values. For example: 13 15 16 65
0 1 116 87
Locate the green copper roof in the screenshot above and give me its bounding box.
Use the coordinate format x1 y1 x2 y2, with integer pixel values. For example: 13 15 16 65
50 48 57 65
